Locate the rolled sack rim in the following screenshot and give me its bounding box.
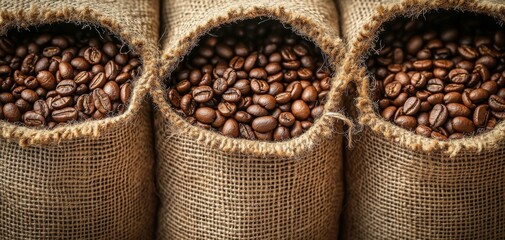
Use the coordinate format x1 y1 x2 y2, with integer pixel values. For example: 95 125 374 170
350 0 505 156
0 5 157 146
152 5 351 157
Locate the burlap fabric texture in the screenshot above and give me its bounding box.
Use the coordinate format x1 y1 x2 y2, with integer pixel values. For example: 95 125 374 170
337 0 505 239
0 1 159 239
152 0 349 239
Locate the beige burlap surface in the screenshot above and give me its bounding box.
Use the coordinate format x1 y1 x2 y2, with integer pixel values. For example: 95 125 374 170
337 0 505 239
152 0 348 239
0 0 159 239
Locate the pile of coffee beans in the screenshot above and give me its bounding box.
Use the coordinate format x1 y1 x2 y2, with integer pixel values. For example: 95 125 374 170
166 19 332 141
369 12 505 140
0 24 140 128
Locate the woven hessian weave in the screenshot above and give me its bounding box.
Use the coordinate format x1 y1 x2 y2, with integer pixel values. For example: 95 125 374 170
153 0 347 239
337 0 505 239
0 0 159 239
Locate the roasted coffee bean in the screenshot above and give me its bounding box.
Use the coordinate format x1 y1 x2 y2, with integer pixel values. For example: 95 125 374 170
473 104 490 127
448 68 470 83
469 88 489 102
426 78 444 93
394 116 417 130
252 116 277 133
103 81 120 101
23 111 45 126
33 99 50 118
21 89 39 103
415 124 432 137
3 103 21 122
195 107 217 124
193 86 214 103
51 96 73 110
239 123 256 139
93 88 112 114
403 97 421 115
452 116 475 133
446 103 471 117
55 79 77 97
385 81 402 98
120 83 132 104
222 88 242 103
52 107 78 122
36 70 56 90
488 94 505 111
429 104 449 128
217 102 237 117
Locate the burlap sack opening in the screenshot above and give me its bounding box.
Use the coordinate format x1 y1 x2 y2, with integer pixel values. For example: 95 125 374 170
0 1 158 239
0 1 158 146
338 0 505 239
152 0 349 238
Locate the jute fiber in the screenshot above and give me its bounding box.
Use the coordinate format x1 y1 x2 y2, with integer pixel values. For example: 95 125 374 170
153 0 349 239
0 0 159 239
337 0 505 239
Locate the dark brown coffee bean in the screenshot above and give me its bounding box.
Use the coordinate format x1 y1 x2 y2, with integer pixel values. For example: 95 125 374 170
192 86 214 103
384 81 402 98
413 60 433 71
301 86 318 102
381 106 397 121
429 104 449 128
21 89 39 103
481 81 498 94
180 94 196 116
403 97 421 115
3 103 20 122
394 115 417 130
417 112 430 126
444 83 465 93
120 82 132 104
452 116 475 133
273 126 290 141
23 111 45 126
89 72 107 90
83 47 102 65
15 99 30 113
55 79 77 96
0 92 13 104
291 100 310 120
217 102 237 117
250 79 269 94
448 68 469 83
105 60 120 80
415 124 432 137
58 61 74 79
222 88 242 103
447 103 471 117
410 72 427 88
233 111 251 123
492 111 505 119
74 71 92 85
252 116 277 133
469 88 489 103
239 123 256 139
407 35 423 54
36 70 56 90
392 93 408 107
195 107 217 124
443 92 462 104
51 96 73 110
33 99 50 118
52 107 78 123
427 93 444 105
462 91 477 109
473 104 490 127
93 88 112 114
489 94 505 111
458 45 479 60
426 78 444 93
103 81 120 101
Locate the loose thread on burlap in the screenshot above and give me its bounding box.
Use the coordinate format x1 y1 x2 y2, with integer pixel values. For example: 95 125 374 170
325 111 354 148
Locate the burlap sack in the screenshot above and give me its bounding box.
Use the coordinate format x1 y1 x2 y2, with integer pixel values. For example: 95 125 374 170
152 0 349 239
0 1 158 239
337 0 505 239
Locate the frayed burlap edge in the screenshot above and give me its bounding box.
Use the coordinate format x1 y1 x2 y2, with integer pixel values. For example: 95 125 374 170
350 0 505 156
0 5 156 146
152 6 352 157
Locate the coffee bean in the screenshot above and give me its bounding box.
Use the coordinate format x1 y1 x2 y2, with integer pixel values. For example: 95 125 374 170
426 78 444 93
444 92 462 104
55 79 77 96
452 116 475 133
120 83 132 104
415 124 432 137
103 81 120 101
448 68 469 83
52 107 78 122
239 123 256 139
21 89 39 103
195 107 216 124
256 94 276 110
93 88 112 114
488 94 505 111
84 47 102 65
429 104 448 128
23 111 45 126
36 70 56 90
252 116 277 133
250 79 269 94
222 88 242 103
469 88 489 102
3 103 21 122
33 99 50 118
403 97 421 115
446 103 471 117
473 104 490 127
193 86 214 103
394 115 417 130
291 100 310 120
